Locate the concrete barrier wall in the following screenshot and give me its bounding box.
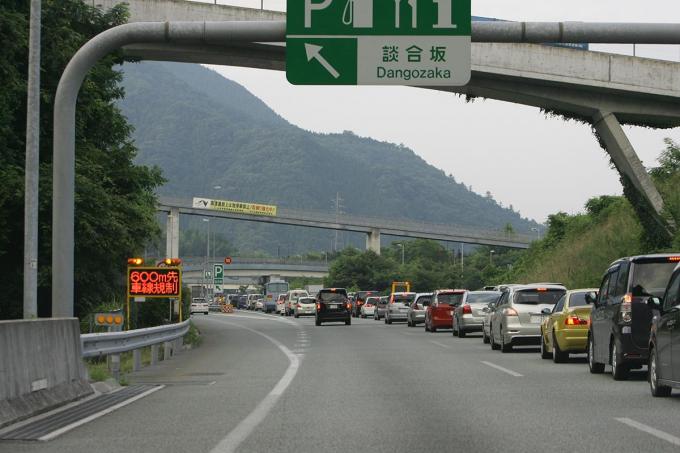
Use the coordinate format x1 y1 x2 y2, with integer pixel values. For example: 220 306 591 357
0 318 92 427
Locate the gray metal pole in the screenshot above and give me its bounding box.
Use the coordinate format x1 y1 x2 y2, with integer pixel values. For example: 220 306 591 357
52 21 285 317
24 0 41 319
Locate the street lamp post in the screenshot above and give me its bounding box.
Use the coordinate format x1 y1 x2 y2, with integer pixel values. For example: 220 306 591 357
490 249 496 266
531 227 541 241
203 218 210 298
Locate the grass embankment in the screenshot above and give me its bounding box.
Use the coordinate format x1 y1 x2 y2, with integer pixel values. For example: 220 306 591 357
85 322 202 383
505 199 645 288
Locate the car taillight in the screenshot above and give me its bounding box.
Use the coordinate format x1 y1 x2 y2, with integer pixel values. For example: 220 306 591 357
503 307 518 316
565 316 588 326
462 304 472 314
297 304 301 308
621 293 632 323
346 303 352 310
366 304 373 307
316 303 321 311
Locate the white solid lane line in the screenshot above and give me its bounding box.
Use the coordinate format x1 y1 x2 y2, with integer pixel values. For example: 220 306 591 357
430 340 452 349
616 417 680 447
480 361 524 377
208 319 301 453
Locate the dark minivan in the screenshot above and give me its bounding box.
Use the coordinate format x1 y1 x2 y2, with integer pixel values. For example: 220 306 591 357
588 254 680 380
648 261 680 396
316 288 351 326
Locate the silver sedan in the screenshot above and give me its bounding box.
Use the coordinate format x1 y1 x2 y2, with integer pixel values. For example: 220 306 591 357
453 291 501 338
407 293 432 327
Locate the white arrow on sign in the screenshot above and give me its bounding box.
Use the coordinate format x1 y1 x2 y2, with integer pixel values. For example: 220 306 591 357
304 44 340 79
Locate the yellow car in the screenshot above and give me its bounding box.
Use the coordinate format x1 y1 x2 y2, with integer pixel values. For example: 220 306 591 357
540 289 597 363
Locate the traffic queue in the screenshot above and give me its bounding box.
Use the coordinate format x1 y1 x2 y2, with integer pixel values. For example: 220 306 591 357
235 253 680 398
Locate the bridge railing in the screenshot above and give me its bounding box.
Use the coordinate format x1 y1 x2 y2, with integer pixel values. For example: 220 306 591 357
81 320 190 379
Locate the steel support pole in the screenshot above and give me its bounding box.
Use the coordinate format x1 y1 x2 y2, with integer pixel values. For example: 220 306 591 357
24 0 41 319
52 21 285 317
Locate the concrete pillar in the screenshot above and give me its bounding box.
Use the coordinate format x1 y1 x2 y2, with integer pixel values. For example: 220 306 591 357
132 349 142 372
593 111 674 237
365 228 381 255
165 207 180 259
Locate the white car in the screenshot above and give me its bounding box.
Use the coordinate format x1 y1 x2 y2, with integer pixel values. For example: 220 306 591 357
286 290 309 316
255 299 264 311
360 296 379 318
190 298 209 315
294 297 317 317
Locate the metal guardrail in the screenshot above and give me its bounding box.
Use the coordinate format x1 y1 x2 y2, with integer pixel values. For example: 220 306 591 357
81 320 191 358
81 320 191 380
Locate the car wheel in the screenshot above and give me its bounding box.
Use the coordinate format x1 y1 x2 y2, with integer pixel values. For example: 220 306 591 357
294 314 299 318
649 346 672 397
452 320 458 337
540 330 551 359
611 341 629 381
346 318 351 326
490 329 500 350
425 322 430 332
315 319 321 326
501 330 512 353
431 324 437 333
552 333 568 363
482 328 490 344
588 335 605 374
458 322 466 338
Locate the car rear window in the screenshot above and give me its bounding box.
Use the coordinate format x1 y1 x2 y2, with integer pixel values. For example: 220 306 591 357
319 292 347 302
299 298 315 304
569 292 590 307
415 296 431 306
466 292 501 305
631 261 678 297
514 289 565 305
365 297 380 304
393 294 415 303
438 293 465 305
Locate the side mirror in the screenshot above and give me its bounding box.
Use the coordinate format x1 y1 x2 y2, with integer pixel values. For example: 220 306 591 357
584 291 598 305
647 296 662 310
541 308 552 315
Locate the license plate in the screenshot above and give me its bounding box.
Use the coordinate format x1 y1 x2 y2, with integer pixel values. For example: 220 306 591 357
330 304 338 309
530 316 542 324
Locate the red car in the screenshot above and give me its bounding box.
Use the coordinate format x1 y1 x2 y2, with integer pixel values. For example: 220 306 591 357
425 289 468 332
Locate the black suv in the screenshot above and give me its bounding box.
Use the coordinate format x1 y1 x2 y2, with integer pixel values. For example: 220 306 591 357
648 261 680 396
316 288 351 326
588 254 680 380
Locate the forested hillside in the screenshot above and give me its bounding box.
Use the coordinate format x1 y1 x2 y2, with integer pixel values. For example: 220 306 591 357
119 61 538 254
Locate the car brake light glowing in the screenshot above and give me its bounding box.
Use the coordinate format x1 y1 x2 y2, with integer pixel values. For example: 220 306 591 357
346 303 352 310
537 288 547 292
503 307 519 316
316 303 321 311
462 304 472 314
565 316 588 326
621 293 633 323
669 256 680 262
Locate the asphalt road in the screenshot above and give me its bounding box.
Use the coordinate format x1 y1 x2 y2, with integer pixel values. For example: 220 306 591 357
5 311 680 453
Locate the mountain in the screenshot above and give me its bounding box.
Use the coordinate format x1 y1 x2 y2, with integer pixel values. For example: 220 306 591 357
118 61 538 255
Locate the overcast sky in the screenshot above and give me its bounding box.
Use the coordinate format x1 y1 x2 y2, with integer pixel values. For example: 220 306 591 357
199 0 680 223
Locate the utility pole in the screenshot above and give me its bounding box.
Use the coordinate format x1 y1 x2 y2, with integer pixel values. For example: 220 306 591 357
331 192 344 252
23 0 41 318
460 243 464 275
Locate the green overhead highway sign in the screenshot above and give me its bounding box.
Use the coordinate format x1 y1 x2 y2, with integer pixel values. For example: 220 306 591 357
287 0 471 86
214 264 224 285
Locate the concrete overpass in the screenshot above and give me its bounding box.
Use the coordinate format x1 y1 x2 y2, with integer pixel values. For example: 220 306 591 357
158 197 534 259
96 0 680 239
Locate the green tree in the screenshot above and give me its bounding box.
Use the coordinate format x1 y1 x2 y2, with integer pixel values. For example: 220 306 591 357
0 1 164 319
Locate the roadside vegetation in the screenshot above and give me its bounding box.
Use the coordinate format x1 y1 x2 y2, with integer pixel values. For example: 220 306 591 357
326 140 680 291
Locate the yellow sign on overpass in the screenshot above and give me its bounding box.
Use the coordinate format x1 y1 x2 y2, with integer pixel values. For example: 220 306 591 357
192 197 277 217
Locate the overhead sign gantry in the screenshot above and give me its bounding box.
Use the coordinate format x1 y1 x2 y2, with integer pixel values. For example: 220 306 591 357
286 0 471 86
